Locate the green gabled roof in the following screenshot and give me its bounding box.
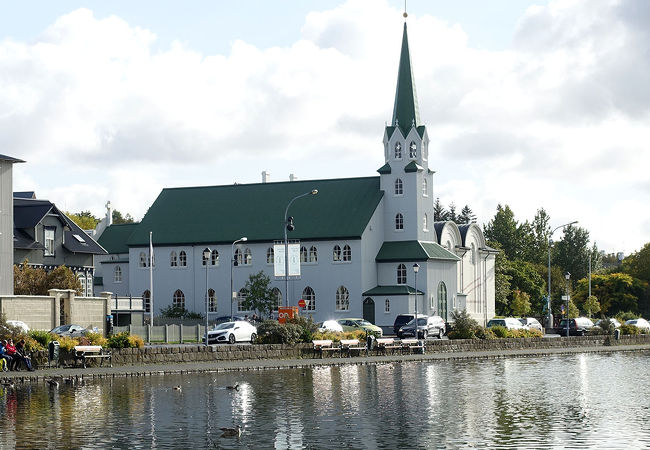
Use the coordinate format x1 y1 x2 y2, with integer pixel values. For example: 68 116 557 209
376 240 460 262
97 223 139 254
127 177 384 246
404 161 424 173
377 163 392 174
392 23 421 136
362 285 424 296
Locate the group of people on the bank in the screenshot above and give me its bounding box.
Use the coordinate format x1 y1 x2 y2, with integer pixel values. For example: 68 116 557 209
0 338 34 371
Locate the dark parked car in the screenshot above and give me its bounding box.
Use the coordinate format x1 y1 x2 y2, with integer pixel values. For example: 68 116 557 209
554 317 594 336
393 314 415 335
398 315 446 339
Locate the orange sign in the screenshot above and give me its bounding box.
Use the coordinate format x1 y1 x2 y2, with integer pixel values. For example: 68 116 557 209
298 299 306 308
278 306 299 324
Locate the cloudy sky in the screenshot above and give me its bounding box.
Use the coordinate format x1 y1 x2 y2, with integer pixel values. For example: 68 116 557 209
2 0 649 255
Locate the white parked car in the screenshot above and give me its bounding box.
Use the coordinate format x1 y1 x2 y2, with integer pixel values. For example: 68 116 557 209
204 321 257 344
625 318 650 332
594 318 621 329
7 320 30 333
518 318 543 332
317 320 344 333
487 318 526 330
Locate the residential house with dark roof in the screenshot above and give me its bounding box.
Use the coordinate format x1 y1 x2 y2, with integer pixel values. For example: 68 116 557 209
96 21 496 329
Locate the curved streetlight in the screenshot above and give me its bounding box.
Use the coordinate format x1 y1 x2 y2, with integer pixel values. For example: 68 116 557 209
231 237 247 322
203 247 211 346
284 189 318 307
546 221 578 330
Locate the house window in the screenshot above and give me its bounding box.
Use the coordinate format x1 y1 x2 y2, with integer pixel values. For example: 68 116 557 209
422 178 428 196
395 213 404 230
302 286 315 311
114 266 122 283
237 288 248 312
309 246 318 263
397 264 407 284
300 246 308 263
202 251 208 266
170 251 178 267
44 227 55 256
385 298 390 313
409 141 417 158
423 214 428 231
87 273 92 297
333 245 342 261
234 248 242 265
211 250 219 266
78 274 86 297
206 289 217 312
244 248 252 265
394 178 403 195
394 141 402 159
179 251 187 267
343 245 351 262
336 286 349 311
267 247 275 264
139 252 147 267
173 290 185 309
272 288 282 309
143 290 151 313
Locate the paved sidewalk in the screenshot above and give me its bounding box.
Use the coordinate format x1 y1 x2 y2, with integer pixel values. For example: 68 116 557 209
3 343 649 383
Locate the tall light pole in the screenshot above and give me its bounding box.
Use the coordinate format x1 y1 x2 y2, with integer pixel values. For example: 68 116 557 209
284 189 318 307
413 263 420 340
231 237 247 322
547 221 578 330
565 272 571 337
203 247 211 346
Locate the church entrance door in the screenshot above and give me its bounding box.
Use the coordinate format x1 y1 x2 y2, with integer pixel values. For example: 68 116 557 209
363 297 375 324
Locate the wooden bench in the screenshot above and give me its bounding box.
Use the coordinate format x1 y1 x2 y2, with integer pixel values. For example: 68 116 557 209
312 340 340 358
375 338 401 355
340 339 367 357
399 339 425 354
73 346 112 368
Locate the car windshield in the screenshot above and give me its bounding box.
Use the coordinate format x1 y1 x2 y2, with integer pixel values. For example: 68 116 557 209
488 320 504 327
518 319 526 324
214 322 234 330
355 320 372 326
407 318 427 326
53 325 71 332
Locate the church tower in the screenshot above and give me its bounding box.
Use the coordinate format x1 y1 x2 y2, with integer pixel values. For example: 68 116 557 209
379 22 435 243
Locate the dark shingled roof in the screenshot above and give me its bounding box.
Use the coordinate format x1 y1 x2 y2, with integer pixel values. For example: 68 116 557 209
375 240 459 262
127 176 384 246
98 223 139 254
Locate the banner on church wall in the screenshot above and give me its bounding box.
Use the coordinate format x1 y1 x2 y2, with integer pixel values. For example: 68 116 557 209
274 243 301 278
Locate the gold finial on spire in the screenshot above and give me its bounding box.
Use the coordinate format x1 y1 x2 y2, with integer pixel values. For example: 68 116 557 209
403 0 408 18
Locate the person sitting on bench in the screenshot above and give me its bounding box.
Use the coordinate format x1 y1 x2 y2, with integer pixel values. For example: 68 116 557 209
15 339 35 371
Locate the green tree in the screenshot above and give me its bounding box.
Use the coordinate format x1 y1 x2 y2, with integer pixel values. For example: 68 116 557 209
484 204 520 260
242 271 275 317
521 208 551 265
66 211 100 230
552 224 593 283
46 265 83 294
433 197 448 222
493 247 512 316
507 260 546 316
622 242 650 282
572 272 647 316
583 295 601 318
13 260 47 295
459 205 476 224
112 209 135 224
448 202 458 223
510 289 531 317
568 299 579 319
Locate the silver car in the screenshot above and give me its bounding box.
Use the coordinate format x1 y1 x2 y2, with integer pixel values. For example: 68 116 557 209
518 317 543 332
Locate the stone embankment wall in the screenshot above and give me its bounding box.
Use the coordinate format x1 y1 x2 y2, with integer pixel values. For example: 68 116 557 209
31 334 650 367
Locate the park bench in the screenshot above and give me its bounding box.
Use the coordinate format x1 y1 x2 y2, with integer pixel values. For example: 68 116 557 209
339 339 367 357
375 338 401 355
73 345 112 368
312 340 340 358
400 339 425 354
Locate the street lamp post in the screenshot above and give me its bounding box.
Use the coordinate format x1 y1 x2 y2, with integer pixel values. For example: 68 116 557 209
283 189 318 307
546 221 578 330
231 237 247 322
565 272 571 338
203 247 211 346
413 263 420 341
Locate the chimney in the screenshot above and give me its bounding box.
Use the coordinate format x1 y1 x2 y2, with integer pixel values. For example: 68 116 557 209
106 200 113 226
290 173 297 182
261 171 270 183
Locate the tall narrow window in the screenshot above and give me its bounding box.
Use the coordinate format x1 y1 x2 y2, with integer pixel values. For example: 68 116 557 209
173 290 185 309
235 248 242 265
201 250 208 266
438 281 448 319
336 286 350 311
395 213 404 230
139 252 147 267
397 264 407 284
300 246 308 263
343 245 351 262
423 214 428 231
78 274 86 297
179 251 187 267
237 288 248 312
143 290 151 313
170 251 178 267
44 227 55 256
206 289 217 312
385 299 390 313
244 248 252 265
267 247 274 264
409 141 417 158
303 286 316 311
422 178 428 196
394 142 402 159
272 288 282 309
309 246 318 263
211 250 219 265
394 178 403 195
333 245 341 261
114 266 122 283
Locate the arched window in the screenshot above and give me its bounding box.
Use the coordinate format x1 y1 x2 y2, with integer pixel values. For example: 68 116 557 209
272 287 282 309
78 274 86 297
446 240 452 250
206 288 217 312
395 213 404 230
394 178 403 195
336 286 349 311
394 141 402 159
143 290 151 313
211 249 219 266
333 245 342 261
237 288 248 312
343 245 351 262
309 246 318 263
423 214 428 231
385 298 390 313
139 252 147 267
244 248 252 265
235 248 242 265
267 247 274 264
170 251 178 267
438 281 448 319
409 141 417 158
397 264 407 284
173 290 185 309
302 286 315 311
300 246 308 263
201 250 209 266
422 178 428 196
179 251 187 267
114 266 122 283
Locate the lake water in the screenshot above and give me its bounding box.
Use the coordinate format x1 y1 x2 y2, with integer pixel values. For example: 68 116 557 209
1 351 649 449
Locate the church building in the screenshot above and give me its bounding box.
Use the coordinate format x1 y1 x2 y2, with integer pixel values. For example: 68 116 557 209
95 21 496 331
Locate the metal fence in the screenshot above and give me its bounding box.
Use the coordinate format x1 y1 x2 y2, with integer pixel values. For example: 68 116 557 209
113 324 207 343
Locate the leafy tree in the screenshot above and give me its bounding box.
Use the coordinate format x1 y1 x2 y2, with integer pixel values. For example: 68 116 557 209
520 208 551 265
507 260 546 316
46 265 83 294
572 273 647 316
568 299 579 319
433 197 448 222
458 205 476 224
622 242 650 282
159 305 202 319
66 211 100 230
112 210 135 224
493 249 512 316
242 271 275 317
13 260 47 295
510 289 531 317
583 295 601 318
552 224 593 284
484 204 520 260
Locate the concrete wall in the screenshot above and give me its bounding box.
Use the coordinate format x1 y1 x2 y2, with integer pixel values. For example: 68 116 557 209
0 160 14 295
